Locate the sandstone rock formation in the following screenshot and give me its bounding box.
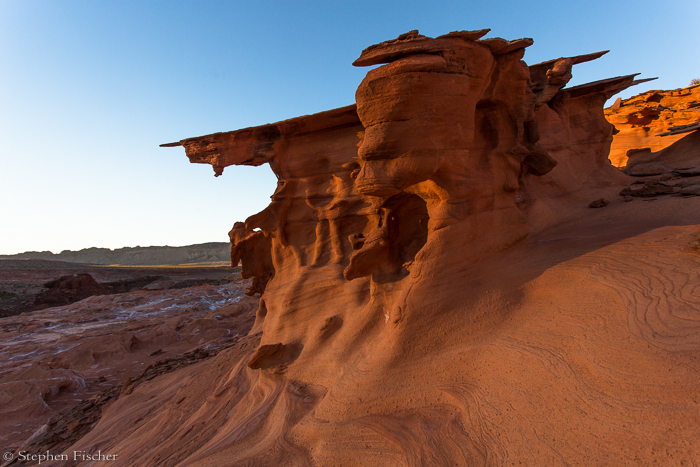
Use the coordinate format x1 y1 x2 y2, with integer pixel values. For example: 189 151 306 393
622 127 700 171
228 222 273 296
605 83 700 168
168 30 645 288
39 30 700 466
26 273 110 310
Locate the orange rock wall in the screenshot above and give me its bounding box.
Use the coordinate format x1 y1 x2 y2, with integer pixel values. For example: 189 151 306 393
605 84 700 167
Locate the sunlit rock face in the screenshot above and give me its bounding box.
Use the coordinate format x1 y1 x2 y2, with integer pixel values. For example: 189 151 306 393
605 84 700 168
91 28 700 467
167 30 645 380
348 30 537 282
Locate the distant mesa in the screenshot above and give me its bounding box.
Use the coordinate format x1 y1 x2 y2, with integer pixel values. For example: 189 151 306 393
0 242 230 266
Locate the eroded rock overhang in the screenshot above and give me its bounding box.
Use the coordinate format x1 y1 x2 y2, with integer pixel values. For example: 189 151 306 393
161 29 654 375
162 43 651 182
161 104 361 177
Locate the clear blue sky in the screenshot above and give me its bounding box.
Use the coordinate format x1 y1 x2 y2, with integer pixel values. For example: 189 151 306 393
1 0 698 255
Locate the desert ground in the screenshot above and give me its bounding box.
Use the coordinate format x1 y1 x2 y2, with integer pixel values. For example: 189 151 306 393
0 261 256 453
0 260 234 317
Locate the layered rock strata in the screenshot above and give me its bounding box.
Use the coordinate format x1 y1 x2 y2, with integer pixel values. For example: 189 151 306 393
605 83 700 167
165 31 645 369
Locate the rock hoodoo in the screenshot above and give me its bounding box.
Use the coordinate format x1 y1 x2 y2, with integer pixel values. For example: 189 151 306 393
122 30 700 465
164 30 647 368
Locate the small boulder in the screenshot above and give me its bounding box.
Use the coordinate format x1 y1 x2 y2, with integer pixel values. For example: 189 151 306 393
588 198 609 208
28 274 110 310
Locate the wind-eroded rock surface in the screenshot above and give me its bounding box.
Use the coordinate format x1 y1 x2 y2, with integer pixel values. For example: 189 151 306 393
50 219 700 466
10 29 700 466
605 83 700 168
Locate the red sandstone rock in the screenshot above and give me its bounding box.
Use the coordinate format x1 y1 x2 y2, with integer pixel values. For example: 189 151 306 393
624 128 700 170
62 29 700 466
228 222 273 296
588 198 609 208
624 161 674 176
605 83 700 167
26 274 110 310
162 29 650 379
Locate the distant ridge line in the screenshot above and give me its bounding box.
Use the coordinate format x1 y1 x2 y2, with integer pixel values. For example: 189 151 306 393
0 242 230 266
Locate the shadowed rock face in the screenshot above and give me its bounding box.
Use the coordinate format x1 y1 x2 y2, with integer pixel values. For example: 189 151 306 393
166 30 646 375
228 222 273 296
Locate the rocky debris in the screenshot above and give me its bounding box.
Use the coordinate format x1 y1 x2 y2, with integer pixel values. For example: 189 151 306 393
620 181 676 197
588 198 609 208
618 161 700 199
605 83 700 168
659 122 700 136
667 178 700 188
674 166 700 176
619 177 700 197
624 161 673 176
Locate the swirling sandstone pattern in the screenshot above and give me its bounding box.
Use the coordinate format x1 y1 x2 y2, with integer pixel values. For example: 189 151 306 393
48 30 700 466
